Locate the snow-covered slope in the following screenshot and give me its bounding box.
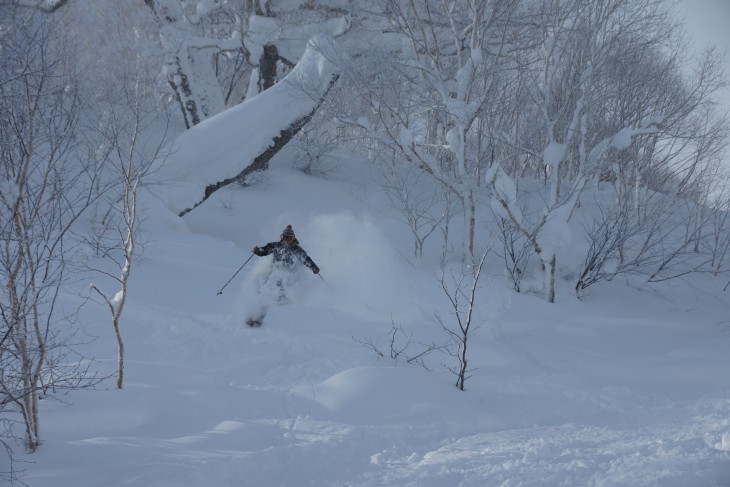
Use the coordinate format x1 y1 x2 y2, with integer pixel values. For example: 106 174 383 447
22 158 730 486
18 42 730 484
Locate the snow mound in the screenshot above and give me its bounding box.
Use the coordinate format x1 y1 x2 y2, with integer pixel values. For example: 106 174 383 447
295 366 464 425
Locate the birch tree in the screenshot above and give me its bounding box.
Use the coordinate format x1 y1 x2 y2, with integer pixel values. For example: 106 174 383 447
436 243 492 391
88 63 171 389
487 0 666 301
378 163 451 259
144 0 240 127
336 0 518 260
144 0 352 128
0 7 98 452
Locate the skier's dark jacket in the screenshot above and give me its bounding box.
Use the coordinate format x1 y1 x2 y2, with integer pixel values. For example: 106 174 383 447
255 238 318 272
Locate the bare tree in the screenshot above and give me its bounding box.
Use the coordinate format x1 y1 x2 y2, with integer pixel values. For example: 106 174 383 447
355 320 443 371
486 0 675 302
708 185 730 277
330 0 725 303
436 243 492 391
335 0 519 260
378 163 451 259
569 41 729 295
144 0 352 128
0 8 98 453
494 216 533 293
574 197 640 296
144 0 233 127
574 186 730 296
88 65 172 389
0 417 20 483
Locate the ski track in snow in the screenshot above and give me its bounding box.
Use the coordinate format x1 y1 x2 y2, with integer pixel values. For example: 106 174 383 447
39 384 730 487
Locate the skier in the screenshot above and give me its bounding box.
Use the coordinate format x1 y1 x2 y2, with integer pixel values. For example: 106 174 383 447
246 225 319 326
252 225 320 275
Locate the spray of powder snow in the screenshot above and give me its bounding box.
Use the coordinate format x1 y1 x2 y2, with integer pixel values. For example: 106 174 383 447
233 213 416 322
236 258 308 320
305 213 416 319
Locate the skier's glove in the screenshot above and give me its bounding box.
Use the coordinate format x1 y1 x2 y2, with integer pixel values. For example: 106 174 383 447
312 265 320 274
252 246 262 256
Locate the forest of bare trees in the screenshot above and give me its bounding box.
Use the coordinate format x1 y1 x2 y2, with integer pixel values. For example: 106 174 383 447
1 0 729 479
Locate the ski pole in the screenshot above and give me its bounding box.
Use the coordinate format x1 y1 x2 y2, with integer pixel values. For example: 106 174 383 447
216 253 255 295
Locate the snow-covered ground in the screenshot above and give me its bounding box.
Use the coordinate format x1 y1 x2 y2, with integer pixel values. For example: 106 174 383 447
13 54 730 485
16 157 730 486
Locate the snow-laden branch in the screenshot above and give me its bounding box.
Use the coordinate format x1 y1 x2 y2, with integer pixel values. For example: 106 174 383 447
157 35 342 216
7 0 69 12
487 112 665 303
587 118 664 169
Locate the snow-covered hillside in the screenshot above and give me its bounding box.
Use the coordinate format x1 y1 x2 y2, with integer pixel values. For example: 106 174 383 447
18 155 730 486
14 33 730 485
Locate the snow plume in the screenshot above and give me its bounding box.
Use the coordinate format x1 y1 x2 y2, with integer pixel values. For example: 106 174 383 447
238 258 306 320
234 212 416 322
303 213 417 320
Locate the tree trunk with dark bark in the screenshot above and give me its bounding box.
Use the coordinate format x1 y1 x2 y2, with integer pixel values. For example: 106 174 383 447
178 73 340 217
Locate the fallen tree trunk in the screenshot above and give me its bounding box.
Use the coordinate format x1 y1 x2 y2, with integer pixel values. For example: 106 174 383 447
178 73 339 217
157 35 341 217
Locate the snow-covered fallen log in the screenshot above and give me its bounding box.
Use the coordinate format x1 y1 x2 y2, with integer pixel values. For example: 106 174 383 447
157 35 341 217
